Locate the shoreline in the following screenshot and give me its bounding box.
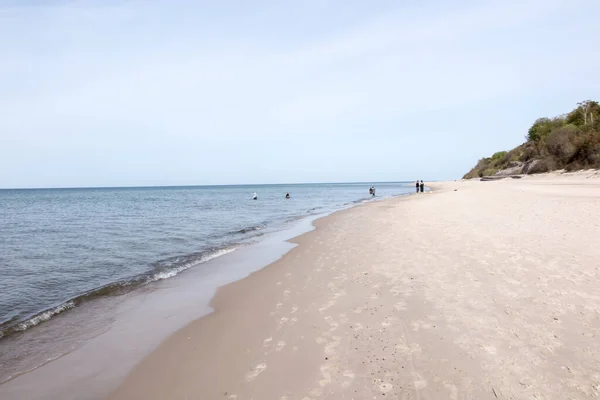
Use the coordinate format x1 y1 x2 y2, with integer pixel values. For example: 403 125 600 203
0 185 417 400
107 187 441 399
201 185 437 326
1 184 415 344
109 175 600 399
212 188 435 321
0 212 320 399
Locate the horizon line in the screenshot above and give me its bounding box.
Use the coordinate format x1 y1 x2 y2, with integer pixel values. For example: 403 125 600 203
0 180 431 191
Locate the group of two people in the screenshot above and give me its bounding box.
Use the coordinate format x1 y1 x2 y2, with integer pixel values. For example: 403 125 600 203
252 193 291 200
415 180 425 193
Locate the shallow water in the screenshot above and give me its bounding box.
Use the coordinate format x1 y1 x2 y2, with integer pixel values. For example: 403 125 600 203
0 182 412 386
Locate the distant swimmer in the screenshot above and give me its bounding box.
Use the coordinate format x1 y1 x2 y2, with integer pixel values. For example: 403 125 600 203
253 193 258 200
285 193 290 199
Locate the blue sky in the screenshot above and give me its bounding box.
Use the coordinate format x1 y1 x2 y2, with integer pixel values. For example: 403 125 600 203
1 0 599 188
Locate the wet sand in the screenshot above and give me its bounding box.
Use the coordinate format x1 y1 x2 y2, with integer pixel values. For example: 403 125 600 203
0 218 317 400
109 173 600 399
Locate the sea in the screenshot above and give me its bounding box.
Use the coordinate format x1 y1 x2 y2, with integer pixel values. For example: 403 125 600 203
0 182 414 398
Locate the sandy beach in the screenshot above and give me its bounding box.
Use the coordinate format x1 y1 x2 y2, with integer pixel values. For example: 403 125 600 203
108 172 600 400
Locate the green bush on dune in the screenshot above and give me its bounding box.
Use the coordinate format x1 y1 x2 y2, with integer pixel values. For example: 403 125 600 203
464 100 600 179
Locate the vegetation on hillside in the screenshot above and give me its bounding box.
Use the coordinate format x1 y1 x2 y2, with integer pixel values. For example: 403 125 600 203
464 100 600 179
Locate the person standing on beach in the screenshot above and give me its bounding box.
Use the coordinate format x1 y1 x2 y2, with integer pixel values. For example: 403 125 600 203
420 180 425 193
416 181 420 193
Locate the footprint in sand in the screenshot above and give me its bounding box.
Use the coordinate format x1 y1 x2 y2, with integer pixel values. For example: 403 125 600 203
276 341 286 351
319 364 332 387
390 286 403 296
325 338 341 355
263 337 273 347
413 374 428 390
481 344 497 355
410 321 421 331
246 363 267 382
342 370 355 384
443 382 459 400
380 383 394 394
328 321 339 332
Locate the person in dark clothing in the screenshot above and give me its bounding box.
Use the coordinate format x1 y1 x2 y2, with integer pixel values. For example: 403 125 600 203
415 181 420 193
420 180 425 193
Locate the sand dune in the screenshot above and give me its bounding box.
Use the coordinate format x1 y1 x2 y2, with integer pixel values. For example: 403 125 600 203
109 173 600 400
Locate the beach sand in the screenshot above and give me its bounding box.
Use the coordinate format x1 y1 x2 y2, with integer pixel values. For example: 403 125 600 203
108 172 600 400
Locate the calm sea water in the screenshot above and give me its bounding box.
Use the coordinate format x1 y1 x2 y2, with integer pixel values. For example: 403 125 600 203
0 182 412 340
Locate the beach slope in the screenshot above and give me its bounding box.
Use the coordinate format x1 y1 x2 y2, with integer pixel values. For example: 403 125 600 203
109 174 600 399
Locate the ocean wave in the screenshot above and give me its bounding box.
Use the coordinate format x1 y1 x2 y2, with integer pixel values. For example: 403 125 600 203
147 247 236 283
0 246 236 340
230 224 266 235
16 302 75 332
351 197 372 204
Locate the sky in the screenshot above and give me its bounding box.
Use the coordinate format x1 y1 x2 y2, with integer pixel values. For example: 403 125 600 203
1 0 599 188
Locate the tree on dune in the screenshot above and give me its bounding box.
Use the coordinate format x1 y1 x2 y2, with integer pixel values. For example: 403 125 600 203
464 100 600 179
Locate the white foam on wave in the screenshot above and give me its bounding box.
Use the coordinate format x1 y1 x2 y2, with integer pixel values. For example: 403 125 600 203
148 247 236 283
16 301 76 332
1 248 238 339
